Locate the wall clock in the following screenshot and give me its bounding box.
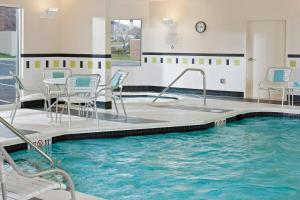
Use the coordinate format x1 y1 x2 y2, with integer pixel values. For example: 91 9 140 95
195 21 207 33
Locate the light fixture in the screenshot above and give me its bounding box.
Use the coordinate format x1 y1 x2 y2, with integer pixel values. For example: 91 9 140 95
40 7 59 19
162 17 176 27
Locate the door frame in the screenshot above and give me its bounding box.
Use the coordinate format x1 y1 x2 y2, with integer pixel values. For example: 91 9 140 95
0 5 22 111
245 19 287 99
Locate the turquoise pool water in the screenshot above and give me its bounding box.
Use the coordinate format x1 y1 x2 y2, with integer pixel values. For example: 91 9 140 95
12 117 300 199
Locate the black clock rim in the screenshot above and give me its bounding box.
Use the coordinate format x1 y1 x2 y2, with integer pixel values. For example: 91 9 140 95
195 21 207 33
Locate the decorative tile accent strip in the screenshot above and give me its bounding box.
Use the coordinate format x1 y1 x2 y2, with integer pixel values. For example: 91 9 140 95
26 61 30 68
35 61 41 69
234 59 240 66
199 58 204 65
88 61 93 69
290 60 297 68
53 60 59 68
226 59 230 66
216 58 222 65
105 61 112 69
152 57 157 64
70 60 76 68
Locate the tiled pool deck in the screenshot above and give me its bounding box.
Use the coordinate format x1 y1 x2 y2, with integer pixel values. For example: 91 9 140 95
1 94 300 147
1 94 300 200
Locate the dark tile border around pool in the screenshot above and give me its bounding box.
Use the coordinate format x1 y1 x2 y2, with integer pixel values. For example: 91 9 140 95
5 112 300 153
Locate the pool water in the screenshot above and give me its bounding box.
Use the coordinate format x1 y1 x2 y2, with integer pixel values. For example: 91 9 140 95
12 117 300 200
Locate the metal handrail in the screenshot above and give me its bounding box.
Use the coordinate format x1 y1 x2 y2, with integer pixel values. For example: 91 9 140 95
152 68 207 105
0 116 76 199
0 116 54 167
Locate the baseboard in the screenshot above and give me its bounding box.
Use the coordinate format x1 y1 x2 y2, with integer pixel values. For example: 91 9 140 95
22 99 112 110
122 85 244 98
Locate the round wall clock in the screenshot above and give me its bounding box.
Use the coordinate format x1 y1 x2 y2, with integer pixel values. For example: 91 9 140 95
195 21 207 33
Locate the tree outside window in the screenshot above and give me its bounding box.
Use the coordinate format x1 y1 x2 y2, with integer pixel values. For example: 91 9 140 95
111 19 142 67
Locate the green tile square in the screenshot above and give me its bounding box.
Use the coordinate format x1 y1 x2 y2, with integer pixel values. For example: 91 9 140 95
199 58 205 65
34 60 41 69
234 59 240 66
53 60 59 68
106 61 112 69
290 60 297 68
216 58 222 65
152 57 157 64
182 58 188 64
88 61 93 69
167 58 172 64
70 60 76 68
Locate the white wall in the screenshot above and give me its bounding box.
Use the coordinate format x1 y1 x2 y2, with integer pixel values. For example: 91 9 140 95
111 0 300 93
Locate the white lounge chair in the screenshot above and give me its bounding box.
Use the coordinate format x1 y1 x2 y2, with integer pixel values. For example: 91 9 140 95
9 72 47 124
97 70 129 119
43 68 72 121
0 117 76 200
258 67 292 106
58 74 100 128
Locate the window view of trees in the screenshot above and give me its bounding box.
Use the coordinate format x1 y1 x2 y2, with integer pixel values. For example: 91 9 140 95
111 19 142 67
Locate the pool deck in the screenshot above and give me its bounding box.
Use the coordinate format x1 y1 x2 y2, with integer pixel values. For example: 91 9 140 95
1 94 300 200
1 94 300 147
36 190 104 200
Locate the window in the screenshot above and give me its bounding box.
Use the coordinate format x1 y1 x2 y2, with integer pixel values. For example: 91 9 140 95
111 19 142 67
0 6 20 105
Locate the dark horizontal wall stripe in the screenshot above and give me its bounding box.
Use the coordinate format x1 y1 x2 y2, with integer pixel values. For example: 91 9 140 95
21 99 112 110
122 85 244 98
21 53 112 58
143 52 245 57
288 54 300 58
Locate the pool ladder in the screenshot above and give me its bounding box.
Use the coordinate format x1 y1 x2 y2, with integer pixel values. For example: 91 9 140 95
152 68 207 105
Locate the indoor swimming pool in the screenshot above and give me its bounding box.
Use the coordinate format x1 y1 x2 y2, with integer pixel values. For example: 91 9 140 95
12 117 300 200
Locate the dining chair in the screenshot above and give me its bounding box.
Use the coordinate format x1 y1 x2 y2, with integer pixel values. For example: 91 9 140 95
43 68 72 120
97 70 129 119
9 71 47 124
258 67 292 106
58 74 100 128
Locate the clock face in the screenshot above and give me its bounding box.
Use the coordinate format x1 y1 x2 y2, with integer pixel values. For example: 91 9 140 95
195 21 207 33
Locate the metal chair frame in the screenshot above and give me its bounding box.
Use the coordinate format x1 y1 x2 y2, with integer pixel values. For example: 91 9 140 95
9 71 47 124
58 74 101 128
257 67 292 107
97 70 129 119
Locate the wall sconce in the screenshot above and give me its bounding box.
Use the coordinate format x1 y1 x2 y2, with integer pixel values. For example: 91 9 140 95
162 17 176 27
40 7 59 19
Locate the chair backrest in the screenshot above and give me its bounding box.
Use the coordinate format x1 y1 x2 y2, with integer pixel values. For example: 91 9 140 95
43 68 72 79
266 68 292 83
9 71 25 91
65 74 100 95
110 71 128 90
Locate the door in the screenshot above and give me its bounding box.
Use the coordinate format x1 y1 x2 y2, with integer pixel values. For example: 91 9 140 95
0 6 20 108
246 20 286 99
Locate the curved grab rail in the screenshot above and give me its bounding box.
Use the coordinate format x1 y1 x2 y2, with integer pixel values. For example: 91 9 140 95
0 117 54 167
0 116 76 199
152 68 206 105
